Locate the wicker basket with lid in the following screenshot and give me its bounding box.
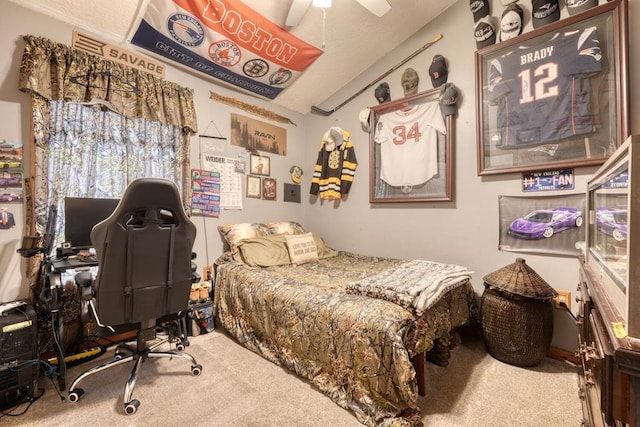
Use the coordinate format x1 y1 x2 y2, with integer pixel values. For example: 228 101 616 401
481 257 557 367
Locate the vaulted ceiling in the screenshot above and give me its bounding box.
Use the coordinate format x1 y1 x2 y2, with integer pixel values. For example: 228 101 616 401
8 0 456 114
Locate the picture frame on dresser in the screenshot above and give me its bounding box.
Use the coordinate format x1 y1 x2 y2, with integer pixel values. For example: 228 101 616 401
475 0 630 175
369 87 455 203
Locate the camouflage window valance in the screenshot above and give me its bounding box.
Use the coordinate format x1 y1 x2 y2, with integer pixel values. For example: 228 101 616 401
19 35 197 134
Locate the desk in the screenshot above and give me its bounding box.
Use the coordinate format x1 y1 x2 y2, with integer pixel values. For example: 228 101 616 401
46 256 98 391
52 256 98 271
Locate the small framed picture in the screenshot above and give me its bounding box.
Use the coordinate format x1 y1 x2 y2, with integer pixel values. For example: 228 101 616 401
250 154 270 176
262 177 277 200
235 160 246 174
246 175 261 198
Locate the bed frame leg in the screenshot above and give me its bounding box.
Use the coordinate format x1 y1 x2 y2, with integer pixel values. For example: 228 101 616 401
412 352 426 396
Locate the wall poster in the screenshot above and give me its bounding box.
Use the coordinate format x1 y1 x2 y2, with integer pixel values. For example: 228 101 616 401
231 113 287 156
191 169 220 217
201 154 243 210
130 0 323 99
499 194 586 256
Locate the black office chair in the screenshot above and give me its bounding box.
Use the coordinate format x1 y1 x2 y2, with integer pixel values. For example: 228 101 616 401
67 178 202 415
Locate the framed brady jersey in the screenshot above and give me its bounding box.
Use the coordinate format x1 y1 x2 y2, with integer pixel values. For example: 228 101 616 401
475 0 629 175
369 87 455 203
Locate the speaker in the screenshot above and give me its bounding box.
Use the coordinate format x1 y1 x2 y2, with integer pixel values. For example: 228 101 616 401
0 303 38 409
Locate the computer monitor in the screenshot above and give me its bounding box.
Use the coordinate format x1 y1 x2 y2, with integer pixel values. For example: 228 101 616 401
64 197 119 250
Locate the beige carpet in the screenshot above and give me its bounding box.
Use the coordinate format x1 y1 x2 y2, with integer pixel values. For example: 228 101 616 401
1 330 582 426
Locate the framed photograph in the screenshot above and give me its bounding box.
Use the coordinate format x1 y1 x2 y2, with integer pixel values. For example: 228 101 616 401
235 160 246 174
246 175 261 198
369 87 455 203
475 0 629 175
262 178 277 201
249 154 270 176
498 194 586 256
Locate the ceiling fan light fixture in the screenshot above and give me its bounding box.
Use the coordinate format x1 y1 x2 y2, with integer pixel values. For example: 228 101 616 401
312 0 332 8
355 0 391 17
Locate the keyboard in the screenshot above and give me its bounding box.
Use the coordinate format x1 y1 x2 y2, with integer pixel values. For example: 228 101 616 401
52 256 99 270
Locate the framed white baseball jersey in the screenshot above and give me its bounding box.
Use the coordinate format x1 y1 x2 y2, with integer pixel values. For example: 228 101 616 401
374 101 445 186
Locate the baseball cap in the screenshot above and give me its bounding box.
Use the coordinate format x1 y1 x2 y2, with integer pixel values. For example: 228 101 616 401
323 126 344 151
359 108 371 132
532 0 560 28
439 83 459 116
470 0 490 22
429 55 448 88
566 0 598 15
500 3 523 42
474 20 496 50
374 82 391 104
401 68 419 96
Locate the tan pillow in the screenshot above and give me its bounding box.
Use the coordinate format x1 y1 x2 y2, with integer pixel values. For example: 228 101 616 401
312 233 337 259
235 234 291 267
285 233 319 265
235 233 335 267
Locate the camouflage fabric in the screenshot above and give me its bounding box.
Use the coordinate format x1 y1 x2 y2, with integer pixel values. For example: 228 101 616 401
214 251 477 426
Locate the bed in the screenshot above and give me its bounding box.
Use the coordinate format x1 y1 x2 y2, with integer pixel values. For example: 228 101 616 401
213 222 478 426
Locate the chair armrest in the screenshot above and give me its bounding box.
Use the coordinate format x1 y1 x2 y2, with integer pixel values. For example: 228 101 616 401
74 271 94 301
191 252 200 283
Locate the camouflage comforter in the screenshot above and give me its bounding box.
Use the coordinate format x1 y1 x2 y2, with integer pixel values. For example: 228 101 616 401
214 251 477 426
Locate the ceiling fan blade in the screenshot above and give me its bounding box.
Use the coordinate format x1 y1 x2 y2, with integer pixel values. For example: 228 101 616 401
285 0 312 27
354 0 391 17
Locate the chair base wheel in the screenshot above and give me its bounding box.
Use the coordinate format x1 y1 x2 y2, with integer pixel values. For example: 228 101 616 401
124 399 140 415
68 388 84 402
191 364 202 376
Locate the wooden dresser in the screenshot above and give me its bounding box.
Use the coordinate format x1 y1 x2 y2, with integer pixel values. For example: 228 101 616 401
577 260 640 426
579 135 640 426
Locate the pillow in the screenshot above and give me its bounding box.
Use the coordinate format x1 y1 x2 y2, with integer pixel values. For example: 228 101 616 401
285 233 319 265
234 233 335 267
313 233 337 259
218 222 270 252
266 221 306 235
235 234 291 267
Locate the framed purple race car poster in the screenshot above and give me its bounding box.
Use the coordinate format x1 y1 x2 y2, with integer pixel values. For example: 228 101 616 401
498 194 586 256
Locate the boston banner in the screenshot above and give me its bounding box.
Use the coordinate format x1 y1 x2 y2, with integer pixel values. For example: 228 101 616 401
130 0 323 99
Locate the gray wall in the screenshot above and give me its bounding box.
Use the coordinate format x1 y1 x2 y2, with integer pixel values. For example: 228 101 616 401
301 0 640 351
0 0 638 351
0 0 309 297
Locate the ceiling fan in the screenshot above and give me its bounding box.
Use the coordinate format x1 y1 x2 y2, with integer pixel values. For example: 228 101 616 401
285 0 391 27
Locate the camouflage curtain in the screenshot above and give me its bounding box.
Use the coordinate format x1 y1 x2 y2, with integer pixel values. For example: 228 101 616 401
18 35 198 302
19 35 197 133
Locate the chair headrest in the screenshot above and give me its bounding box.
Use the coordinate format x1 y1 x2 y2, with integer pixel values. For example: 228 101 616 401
91 177 195 246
